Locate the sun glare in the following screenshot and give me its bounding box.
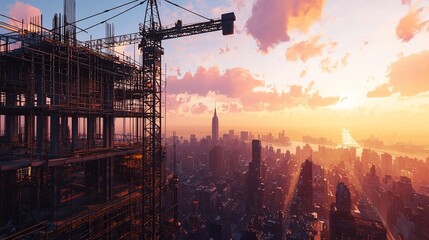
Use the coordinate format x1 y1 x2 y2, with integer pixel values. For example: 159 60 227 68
332 92 359 110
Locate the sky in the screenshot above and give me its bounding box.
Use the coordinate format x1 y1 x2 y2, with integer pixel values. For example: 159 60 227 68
1 0 429 146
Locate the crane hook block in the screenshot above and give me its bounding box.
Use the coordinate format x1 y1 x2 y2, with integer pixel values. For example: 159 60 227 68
221 12 236 35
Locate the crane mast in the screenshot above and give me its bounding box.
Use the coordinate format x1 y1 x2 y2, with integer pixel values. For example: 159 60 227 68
140 1 234 239
83 1 235 239
141 1 163 239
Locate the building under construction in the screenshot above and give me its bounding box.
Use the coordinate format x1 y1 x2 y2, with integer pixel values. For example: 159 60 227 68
0 0 234 239
0 7 148 240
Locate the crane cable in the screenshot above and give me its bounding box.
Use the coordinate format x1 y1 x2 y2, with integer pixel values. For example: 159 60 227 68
49 0 141 33
71 0 140 25
163 0 213 21
77 0 147 34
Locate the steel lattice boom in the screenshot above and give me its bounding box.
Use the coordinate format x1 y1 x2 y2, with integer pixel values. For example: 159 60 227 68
140 1 234 239
83 1 235 239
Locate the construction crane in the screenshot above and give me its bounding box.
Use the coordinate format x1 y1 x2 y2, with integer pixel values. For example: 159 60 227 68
85 1 235 239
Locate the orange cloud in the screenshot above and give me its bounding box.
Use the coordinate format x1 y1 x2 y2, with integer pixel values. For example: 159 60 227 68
168 66 340 113
396 6 428 42
287 0 326 33
367 84 392 98
319 52 349 73
388 51 429 96
307 93 340 108
369 51 429 98
167 66 264 97
341 52 350 67
319 57 338 73
285 36 326 62
7 1 42 30
246 0 327 52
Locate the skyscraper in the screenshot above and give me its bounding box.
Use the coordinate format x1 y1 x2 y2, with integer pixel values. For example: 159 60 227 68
212 107 219 145
330 182 387 240
209 146 224 177
335 182 351 213
251 140 262 178
299 159 313 212
381 153 393 175
247 139 262 213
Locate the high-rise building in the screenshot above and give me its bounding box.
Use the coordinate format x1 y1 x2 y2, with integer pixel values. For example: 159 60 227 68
228 129 234 139
240 131 249 141
212 107 219 145
209 146 224 177
247 140 262 213
381 153 393 176
335 182 351 213
251 140 262 178
330 182 387 240
300 159 313 212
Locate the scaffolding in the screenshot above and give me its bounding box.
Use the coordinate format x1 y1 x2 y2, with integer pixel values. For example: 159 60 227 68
0 14 147 239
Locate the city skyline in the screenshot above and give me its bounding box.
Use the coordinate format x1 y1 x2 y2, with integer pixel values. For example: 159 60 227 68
2 0 429 146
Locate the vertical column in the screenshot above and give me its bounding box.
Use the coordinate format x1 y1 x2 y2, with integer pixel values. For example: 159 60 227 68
5 92 18 144
50 113 60 156
30 167 42 220
87 115 96 148
36 79 47 156
49 167 61 221
1 171 19 222
103 116 113 148
24 112 35 152
71 114 78 152
61 116 68 145
50 60 60 156
103 72 114 148
25 54 35 156
103 158 113 201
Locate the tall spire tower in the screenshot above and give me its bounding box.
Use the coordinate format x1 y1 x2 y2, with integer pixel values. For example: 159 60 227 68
212 105 219 145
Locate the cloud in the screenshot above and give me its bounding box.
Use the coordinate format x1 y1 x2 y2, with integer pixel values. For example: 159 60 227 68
396 6 429 42
191 103 208 114
285 36 326 62
232 0 246 10
367 84 393 98
246 0 326 52
341 52 350 67
368 51 429 98
167 66 264 98
7 2 42 30
167 66 340 113
388 51 429 96
401 0 412 5
319 52 349 73
167 94 191 113
300 70 307 78
319 57 338 73
289 85 303 98
307 93 340 108
222 103 242 113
